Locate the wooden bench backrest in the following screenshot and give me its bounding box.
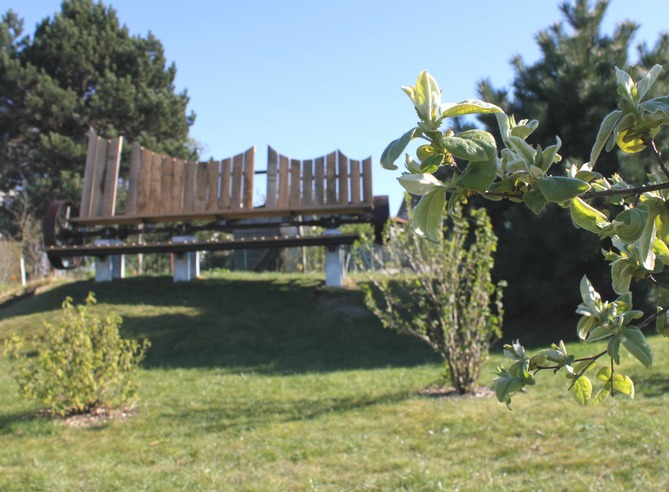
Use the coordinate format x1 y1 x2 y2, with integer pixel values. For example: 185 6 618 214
265 146 372 209
124 144 255 216
79 130 123 218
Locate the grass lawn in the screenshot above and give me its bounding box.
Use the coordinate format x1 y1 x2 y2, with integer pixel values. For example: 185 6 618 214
1 272 669 491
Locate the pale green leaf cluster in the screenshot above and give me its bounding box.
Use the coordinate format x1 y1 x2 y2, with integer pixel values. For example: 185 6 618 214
4 293 150 416
383 65 669 407
590 65 668 163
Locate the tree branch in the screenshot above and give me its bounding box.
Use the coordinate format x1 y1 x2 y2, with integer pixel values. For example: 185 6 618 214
483 180 669 201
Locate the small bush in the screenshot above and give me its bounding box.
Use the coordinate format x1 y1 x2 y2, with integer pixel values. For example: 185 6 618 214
4 292 150 416
360 205 504 394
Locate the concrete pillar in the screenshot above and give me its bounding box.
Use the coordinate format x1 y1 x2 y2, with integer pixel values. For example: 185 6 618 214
172 236 200 282
324 228 344 287
94 239 125 282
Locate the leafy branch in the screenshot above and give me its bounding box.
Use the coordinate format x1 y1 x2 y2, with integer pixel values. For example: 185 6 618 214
382 66 669 407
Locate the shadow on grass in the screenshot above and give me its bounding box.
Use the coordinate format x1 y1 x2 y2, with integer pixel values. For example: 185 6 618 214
0 275 439 375
633 372 669 398
162 390 413 434
0 410 44 435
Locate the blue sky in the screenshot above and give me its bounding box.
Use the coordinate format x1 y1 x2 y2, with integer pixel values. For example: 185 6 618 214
5 1 669 213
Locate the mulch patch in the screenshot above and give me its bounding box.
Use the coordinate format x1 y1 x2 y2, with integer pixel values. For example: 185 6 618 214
38 405 137 428
418 385 494 399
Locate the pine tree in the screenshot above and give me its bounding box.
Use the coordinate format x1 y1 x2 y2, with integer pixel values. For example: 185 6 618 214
0 0 195 217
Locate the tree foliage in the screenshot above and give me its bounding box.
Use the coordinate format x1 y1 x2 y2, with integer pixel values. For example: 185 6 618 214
0 0 195 217
360 205 504 395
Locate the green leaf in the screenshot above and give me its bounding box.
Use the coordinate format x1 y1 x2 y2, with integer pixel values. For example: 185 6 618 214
615 66 637 105
381 128 420 170
411 189 445 242
509 119 539 140
523 188 548 215
539 137 562 172
640 95 669 119
571 376 592 406
608 336 621 365
586 326 612 343
397 173 445 196
416 145 437 161
611 258 637 295
637 207 658 270
570 197 610 234
457 156 498 193
494 374 523 404
621 326 653 368
637 64 663 101
402 71 441 123
577 316 595 341
612 373 635 398
419 153 444 173
596 366 612 382
441 129 497 162
614 207 648 244
579 275 601 307
506 135 536 166
589 110 622 167
591 382 611 405
537 176 590 203
439 99 503 119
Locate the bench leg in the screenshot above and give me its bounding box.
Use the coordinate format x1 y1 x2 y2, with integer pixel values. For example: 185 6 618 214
324 229 345 287
172 236 200 282
94 240 125 282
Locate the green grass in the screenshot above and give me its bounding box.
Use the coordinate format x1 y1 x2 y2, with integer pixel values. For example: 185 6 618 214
2 272 669 491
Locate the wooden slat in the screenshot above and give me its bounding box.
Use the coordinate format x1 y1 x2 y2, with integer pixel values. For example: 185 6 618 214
302 159 313 206
206 160 220 212
337 151 349 205
218 158 231 209
350 158 361 205
136 147 153 214
124 142 142 215
325 151 337 205
182 160 197 213
71 203 374 226
278 155 289 208
289 159 301 209
194 162 208 212
80 130 99 218
171 159 185 213
100 136 123 216
89 137 109 217
231 153 243 209
314 157 325 205
362 157 373 204
160 156 174 214
266 146 278 208
242 147 254 209
148 152 163 214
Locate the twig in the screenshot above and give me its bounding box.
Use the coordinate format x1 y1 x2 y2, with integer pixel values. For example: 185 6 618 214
638 305 669 330
643 135 669 180
579 180 669 199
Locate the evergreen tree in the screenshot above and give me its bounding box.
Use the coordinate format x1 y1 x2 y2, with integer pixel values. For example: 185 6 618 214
0 0 195 217
475 0 669 339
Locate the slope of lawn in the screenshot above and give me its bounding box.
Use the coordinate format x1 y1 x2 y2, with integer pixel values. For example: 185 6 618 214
1 271 669 491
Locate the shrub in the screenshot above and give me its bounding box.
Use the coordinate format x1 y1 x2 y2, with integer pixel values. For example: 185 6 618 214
4 293 150 416
360 205 504 394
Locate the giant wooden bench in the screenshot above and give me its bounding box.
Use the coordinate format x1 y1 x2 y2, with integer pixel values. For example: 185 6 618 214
44 131 389 284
